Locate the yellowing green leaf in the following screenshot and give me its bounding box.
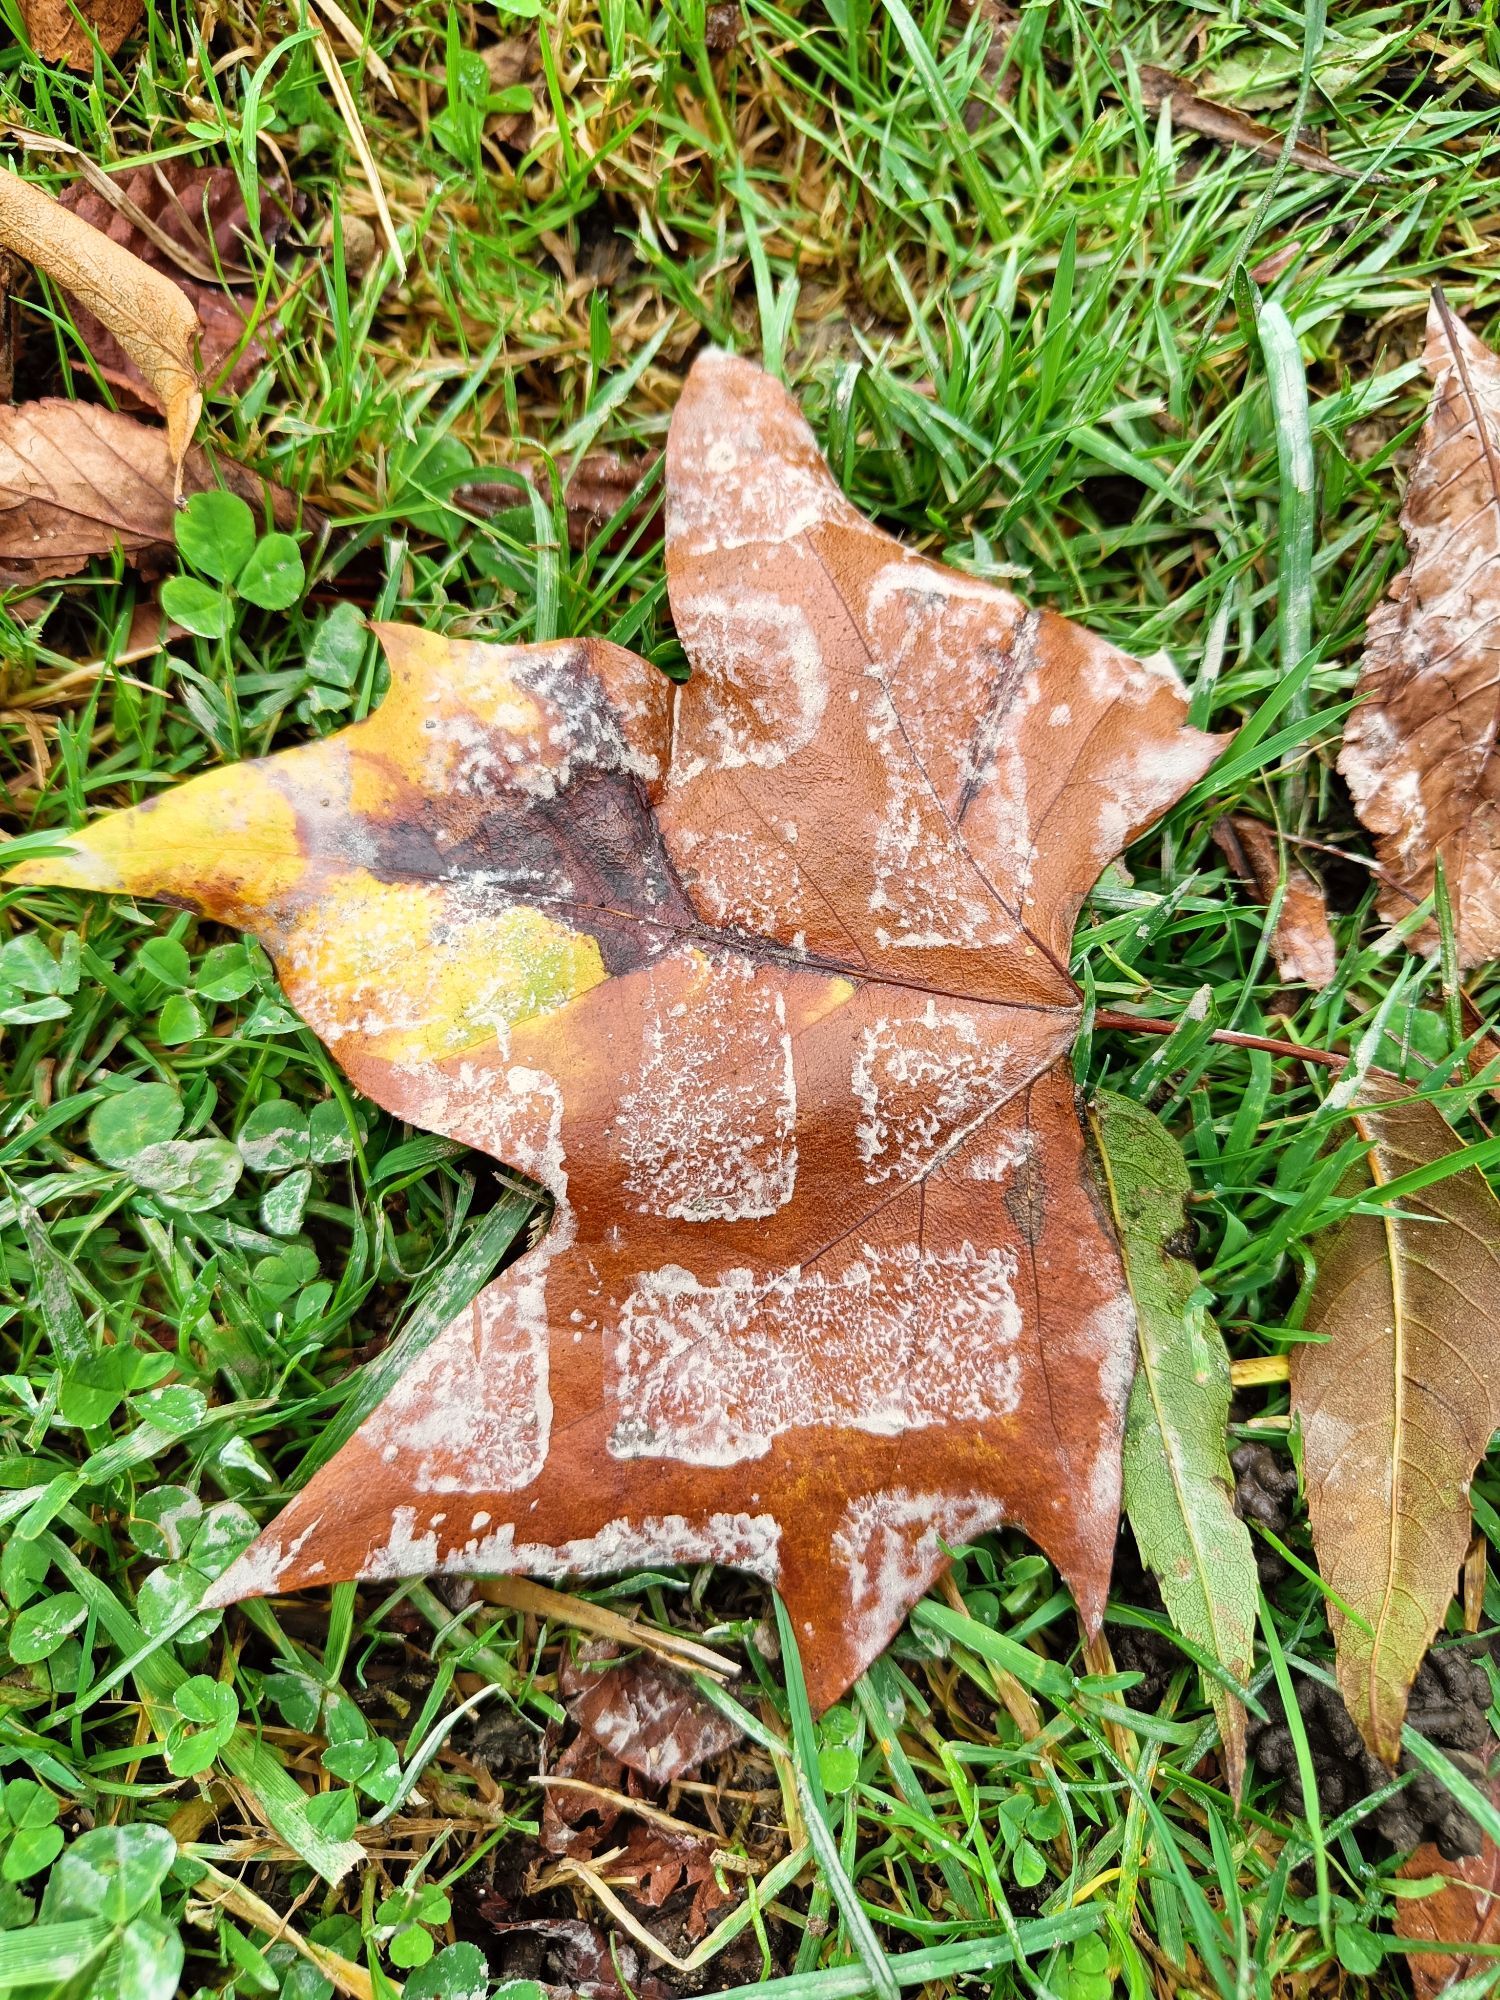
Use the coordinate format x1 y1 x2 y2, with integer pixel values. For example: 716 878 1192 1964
1292 1082 1500 1764
1090 1090 1256 1800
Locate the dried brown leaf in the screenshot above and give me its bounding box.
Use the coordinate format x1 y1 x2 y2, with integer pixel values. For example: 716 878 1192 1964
563 1647 742 1785
55 165 292 407
1212 813 1337 988
1292 1083 1500 1763
563 450 663 552
0 164 200 486
1398 1766 1500 2000
1135 64 1369 180
20 0 141 65
0 400 309 588
612 1821 735 1937
9 354 1224 1710
962 0 1020 124
1341 294 1500 967
475 1916 672 2000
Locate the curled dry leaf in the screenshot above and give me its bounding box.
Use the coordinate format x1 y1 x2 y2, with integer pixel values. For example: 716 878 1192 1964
1398 1766 1500 2000
1292 1082 1500 1763
6 353 1223 1709
562 451 663 553
562 1645 742 1785
476 1916 672 2000
57 165 293 407
1134 64 1371 180
0 400 310 589
1340 295 1500 967
0 163 200 487
1212 813 1337 989
1092 1090 1257 1800
20 0 142 65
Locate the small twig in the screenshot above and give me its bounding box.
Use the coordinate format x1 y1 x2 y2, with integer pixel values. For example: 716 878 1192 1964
1094 1008 1346 1069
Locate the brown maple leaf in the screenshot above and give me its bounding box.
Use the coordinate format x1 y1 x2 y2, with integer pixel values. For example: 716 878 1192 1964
1340 293 1500 967
5 354 1223 1708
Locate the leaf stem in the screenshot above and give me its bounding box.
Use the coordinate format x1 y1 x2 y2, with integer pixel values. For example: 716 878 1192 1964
1093 1009 1345 1069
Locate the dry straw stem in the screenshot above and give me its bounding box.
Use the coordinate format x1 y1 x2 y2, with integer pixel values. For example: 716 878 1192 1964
0 163 201 488
473 1575 740 1680
192 1864 377 2000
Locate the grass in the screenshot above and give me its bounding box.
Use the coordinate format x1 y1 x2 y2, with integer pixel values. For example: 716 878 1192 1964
2 0 1500 1993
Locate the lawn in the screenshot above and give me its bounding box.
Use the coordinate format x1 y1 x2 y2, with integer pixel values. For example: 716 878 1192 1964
2 0 1500 1995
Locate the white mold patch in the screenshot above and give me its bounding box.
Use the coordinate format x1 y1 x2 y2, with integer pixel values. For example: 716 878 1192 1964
610 1242 1023 1465
852 1003 1018 1184
612 958 797 1221
672 824 808 938
669 358 860 557
365 1504 442 1579
965 1122 1034 1185
830 1489 1003 1650
864 690 1019 949
419 1063 571 1234
670 589 828 775
399 640 644 804
200 1512 326 1607
447 1510 783 1583
364 1273 554 1495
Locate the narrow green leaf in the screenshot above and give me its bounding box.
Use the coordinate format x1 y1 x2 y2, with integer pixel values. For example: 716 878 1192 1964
1090 1090 1257 1800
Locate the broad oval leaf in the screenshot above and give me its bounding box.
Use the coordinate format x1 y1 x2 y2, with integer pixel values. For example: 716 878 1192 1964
1292 1082 1500 1763
5 354 1224 1709
40 1823 176 1926
1091 1090 1257 1801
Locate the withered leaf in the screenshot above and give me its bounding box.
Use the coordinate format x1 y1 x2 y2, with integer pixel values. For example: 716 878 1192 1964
563 1646 742 1785
1134 64 1369 180
0 163 200 485
20 0 142 65
56 165 292 407
1398 1766 1500 2000
1212 813 1336 989
611 1821 736 1938
0 400 309 589
540 1729 637 1860
6 353 1223 1709
1292 1082 1500 1763
1341 295 1500 967
562 450 663 553
476 1916 672 2000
